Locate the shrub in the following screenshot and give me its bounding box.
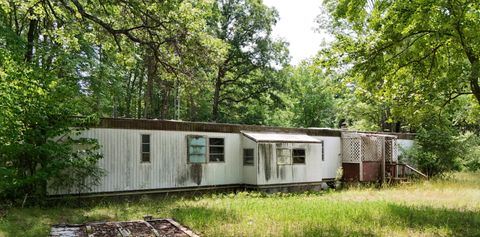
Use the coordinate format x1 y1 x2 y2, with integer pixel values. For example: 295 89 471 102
404 119 480 176
404 121 463 177
458 132 480 172
0 52 104 204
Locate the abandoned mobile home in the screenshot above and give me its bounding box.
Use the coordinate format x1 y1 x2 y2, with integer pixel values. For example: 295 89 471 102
50 118 417 196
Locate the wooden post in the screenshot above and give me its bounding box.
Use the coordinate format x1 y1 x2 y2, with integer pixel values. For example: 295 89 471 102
381 137 385 183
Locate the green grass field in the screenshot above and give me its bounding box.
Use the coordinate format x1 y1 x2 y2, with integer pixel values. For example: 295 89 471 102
1 172 479 237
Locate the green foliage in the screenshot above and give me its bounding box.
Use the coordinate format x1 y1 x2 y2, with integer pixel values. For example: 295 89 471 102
289 62 336 128
458 132 480 172
209 0 289 122
403 117 474 176
320 0 480 131
0 46 104 202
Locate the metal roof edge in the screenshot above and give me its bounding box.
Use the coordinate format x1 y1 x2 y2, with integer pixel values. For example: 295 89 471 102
93 117 415 140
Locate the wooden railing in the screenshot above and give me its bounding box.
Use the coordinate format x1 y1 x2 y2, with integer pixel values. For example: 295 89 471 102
397 163 428 179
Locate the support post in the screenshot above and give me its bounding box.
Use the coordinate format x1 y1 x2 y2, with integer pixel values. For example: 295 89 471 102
381 137 385 183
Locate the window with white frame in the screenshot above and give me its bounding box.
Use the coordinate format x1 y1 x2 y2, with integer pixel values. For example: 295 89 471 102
209 138 225 162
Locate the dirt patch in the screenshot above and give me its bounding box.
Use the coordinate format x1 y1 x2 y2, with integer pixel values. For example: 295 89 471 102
90 222 120 236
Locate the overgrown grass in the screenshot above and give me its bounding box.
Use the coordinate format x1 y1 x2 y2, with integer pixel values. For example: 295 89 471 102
1 172 479 236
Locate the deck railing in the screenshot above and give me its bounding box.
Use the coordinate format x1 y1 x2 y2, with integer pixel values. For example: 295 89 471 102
397 163 428 179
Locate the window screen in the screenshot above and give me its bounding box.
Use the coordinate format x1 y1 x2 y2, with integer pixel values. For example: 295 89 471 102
209 138 225 162
293 149 306 164
243 149 254 165
276 147 292 165
141 134 150 162
187 135 206 163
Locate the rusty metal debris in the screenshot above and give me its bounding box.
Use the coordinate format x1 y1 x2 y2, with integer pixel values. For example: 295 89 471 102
50 218 199 237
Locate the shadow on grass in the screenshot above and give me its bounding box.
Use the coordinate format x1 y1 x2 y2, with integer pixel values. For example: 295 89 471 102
385 203 480 237
295 203 480 237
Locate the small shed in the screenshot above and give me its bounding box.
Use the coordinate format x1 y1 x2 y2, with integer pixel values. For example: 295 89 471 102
341 132 398 182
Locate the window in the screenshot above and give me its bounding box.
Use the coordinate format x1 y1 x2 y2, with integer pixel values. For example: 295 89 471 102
187 135 207 163
321 141 324 161
209 138 225 162
276 144 292 165
243 149 254 165
141 134 150 162
292 149 306 164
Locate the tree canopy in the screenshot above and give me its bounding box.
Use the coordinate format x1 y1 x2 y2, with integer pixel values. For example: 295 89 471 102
319 0 480 129
1 0 480 201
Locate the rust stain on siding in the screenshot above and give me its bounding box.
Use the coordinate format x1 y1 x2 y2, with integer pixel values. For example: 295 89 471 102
176 167 188 186
190 164 203 185
260 144 273 181
278 165 286 180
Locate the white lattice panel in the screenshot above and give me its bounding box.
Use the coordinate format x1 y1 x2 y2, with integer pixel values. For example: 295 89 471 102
361 136 383 161
342 137 361 163
385 138 398 162
342 132 398 163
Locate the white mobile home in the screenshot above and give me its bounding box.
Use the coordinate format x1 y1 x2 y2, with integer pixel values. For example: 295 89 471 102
50 118 415 196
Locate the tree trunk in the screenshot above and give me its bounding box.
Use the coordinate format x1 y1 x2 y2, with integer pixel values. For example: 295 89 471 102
212 68 225 122
159 80 172 119
125 70 137 118
469 61 480 104
24 18 37 62
144 48 157 118
137 69 144 119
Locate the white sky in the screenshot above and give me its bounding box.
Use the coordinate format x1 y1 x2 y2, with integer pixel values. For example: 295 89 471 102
263 0 328 65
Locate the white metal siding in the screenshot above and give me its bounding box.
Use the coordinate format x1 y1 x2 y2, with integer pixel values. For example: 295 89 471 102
315 136 342 180
53 129 243 194
241 136 258 185
256 143 324 185
49 129 415 195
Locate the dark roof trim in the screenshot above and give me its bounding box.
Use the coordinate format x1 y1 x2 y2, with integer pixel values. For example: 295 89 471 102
95 118 415 140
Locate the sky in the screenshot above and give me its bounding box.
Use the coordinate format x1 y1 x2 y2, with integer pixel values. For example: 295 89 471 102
263 0 329 65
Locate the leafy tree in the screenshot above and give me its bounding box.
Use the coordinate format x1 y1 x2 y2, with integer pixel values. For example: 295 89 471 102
320 0 480 123
0 1 111 202
287 62 336 128
209 0 289 122
0 49 104 201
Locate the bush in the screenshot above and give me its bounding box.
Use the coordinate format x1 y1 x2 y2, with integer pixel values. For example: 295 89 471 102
459 132 480 172
404 120 480 176
404 121 463 177
0 52 104 204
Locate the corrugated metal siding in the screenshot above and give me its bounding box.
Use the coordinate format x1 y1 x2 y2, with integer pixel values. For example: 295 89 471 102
316 136 342 180
241 136 258 185
48 129 415 195
53 128 243 194
256 143 324 185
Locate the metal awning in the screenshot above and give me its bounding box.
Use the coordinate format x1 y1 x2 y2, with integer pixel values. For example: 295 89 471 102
241 131 323 143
